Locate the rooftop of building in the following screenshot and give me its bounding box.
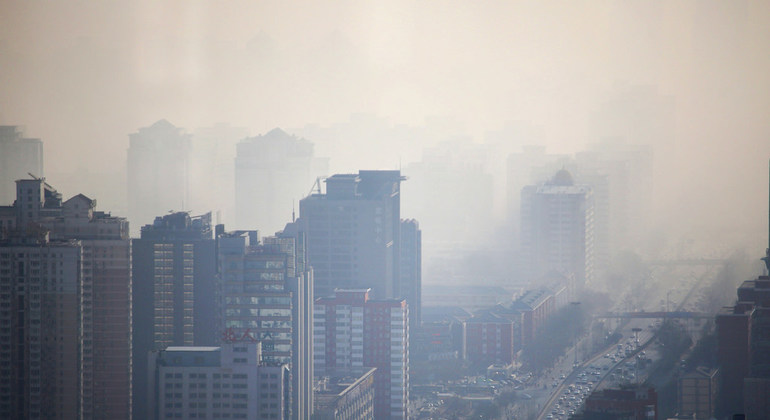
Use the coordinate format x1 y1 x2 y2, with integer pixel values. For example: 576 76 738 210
511 287 553 311
423 285 511 296
587 386 656 402
680 366 718 379
422 306 472 323
465 311 513 324
165 346 221 352
304 170 404 200
140 211 213 239
548 169 574 186
315 368 377 397
236 127 314 156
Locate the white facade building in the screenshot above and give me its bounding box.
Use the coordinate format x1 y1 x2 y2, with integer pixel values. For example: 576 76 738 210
521 169 595 288
148 344 288 420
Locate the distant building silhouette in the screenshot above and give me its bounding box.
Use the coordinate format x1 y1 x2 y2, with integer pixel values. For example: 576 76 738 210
506 145 568 226
131 212 218 420
520 169 595 287
190 123 249 225
0 178 131 419
403 138 494 246
235 128 327 232
0 126 43 204
127 120 192 234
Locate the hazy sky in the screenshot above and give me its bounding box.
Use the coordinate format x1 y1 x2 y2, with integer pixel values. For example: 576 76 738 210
1 1 769 243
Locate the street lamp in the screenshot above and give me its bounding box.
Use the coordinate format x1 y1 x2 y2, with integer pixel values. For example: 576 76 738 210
571 301 581 367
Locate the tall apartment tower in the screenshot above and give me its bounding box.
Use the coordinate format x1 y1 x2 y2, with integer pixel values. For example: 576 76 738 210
127 120 191 234
0 178 132 419
0 126 43 204
314 289 409 420
400 219 422 332
235 128 327 233
131 212 217 420
0 234 82 419
147 343 289 420
218 229 314 419
299 170 404 300
520 169 594 288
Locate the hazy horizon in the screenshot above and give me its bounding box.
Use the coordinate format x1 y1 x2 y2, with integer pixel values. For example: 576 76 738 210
1 1 769 253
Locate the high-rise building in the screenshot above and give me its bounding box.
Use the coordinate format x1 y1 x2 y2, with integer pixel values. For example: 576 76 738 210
218 228 314 420
147 344 289 420
399 219 421 334
299 170 404 300
0 235 82 419
402 139 494 247
235 128 327 233
506 145 568 226
127 120 192 234
132 212 217 420
0 178 132 419
520 169 594 287
715 275 770 418
0 126 43 205
314 289 409 419
574 142 653 256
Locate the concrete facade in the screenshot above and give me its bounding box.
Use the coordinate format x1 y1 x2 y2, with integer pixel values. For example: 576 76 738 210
148 344 288 420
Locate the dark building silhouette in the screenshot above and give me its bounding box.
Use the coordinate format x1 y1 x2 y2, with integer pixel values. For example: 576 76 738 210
299 170 404 300
677 367 719 420
127 120 192 235
716 275 770 418
131 212 217 420
0 126 43 205
0 178 131 419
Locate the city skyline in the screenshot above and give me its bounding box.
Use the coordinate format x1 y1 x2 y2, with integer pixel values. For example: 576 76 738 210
2 2 770 419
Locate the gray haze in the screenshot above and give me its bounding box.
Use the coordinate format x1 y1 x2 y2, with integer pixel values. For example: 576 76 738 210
1 1 769 268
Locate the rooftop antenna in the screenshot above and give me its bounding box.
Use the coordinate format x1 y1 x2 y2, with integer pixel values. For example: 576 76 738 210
292 200 296 223
764 159 770 273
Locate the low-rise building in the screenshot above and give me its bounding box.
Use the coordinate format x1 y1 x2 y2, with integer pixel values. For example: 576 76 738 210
677 367 718 420
313 368 376 420
462 311 515 366
147 343 288 420
583 386 657 420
